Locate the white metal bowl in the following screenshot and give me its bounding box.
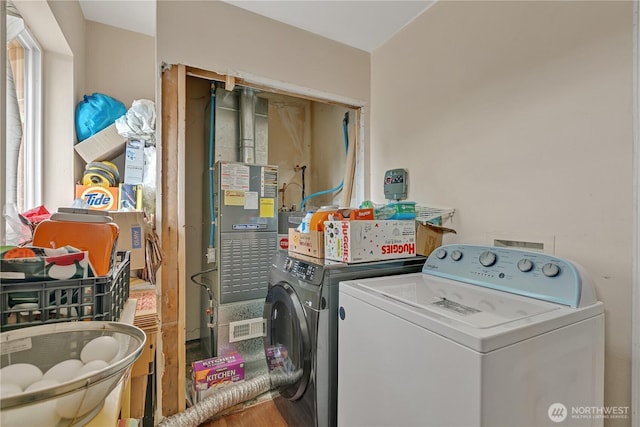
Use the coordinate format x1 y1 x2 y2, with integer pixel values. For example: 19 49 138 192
0 321 145 427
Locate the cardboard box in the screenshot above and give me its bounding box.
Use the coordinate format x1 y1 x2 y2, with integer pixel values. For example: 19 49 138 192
108 210 146 270
130 374 148 419
265 343 296 373
324 220 416 263
124 140 145 184
119 183 143 210
74 124 127 163
75 185 119 211
416 223 457 257
131 332 156 377
288 228 324 258
191 353 245 404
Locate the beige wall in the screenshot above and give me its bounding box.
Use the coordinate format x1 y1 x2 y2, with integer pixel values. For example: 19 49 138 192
157 1 369 107
85 21 155 108
372 0 633 418
14 0 85 210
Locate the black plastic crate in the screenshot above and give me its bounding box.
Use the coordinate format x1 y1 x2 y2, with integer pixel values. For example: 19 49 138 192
0 251 130 331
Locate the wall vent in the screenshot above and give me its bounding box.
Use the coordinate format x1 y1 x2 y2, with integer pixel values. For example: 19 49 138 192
229 317 266 343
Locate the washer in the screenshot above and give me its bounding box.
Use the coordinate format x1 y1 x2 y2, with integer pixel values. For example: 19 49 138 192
264 250 427 427
338 244 604 427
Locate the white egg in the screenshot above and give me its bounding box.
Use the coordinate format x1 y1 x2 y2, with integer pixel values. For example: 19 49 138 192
77 359 109 378
1 400 60 427
57 373 119 419
0 383 22 398
25 378 60 392
56 389 86 419
80 335 119 363
77 377 115 416
0 363 43 390
43 358 84 383
56 358 112 419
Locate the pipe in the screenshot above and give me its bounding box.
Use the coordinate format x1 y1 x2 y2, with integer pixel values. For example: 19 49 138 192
158 374 270 427
209 83 216 248
157 370 302 427
239 87 256 164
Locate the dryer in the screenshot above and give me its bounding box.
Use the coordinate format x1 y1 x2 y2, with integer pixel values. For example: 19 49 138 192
338 244 605 427
264 251 426 427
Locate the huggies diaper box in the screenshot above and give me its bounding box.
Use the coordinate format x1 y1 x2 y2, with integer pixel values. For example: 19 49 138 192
191 352 245 403
324 220 416 263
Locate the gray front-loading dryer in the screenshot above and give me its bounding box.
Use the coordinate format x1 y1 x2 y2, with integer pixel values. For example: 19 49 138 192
263 250 426 427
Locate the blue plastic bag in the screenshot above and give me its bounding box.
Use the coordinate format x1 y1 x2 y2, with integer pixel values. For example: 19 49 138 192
75 93 127 142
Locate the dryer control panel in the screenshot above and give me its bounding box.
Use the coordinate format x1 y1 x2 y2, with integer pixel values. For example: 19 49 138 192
424 245 596 308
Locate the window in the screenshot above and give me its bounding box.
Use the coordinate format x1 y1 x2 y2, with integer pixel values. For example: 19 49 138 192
4 1 42 244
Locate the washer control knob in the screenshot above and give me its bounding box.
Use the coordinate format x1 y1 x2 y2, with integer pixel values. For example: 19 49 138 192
479 251 497 267
517 258 534 272
435 249 447 259
451 250 463 261
542 262 560 277
284 259 293 271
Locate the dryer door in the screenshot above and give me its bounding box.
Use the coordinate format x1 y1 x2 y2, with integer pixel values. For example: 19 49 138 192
264 281 312 400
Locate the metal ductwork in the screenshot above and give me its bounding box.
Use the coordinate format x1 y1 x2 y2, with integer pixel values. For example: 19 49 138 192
214 87 268 165
239 87 256 164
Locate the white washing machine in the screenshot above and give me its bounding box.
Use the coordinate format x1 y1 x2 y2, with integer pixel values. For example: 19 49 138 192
337 244 604 427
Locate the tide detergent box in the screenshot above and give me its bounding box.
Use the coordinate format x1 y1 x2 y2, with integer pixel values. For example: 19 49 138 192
75 185 119 211
191 352 245 403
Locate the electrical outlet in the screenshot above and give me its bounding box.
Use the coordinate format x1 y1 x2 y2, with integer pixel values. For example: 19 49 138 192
206 247 216 263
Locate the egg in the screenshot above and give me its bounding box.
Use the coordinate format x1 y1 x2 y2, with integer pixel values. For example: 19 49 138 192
80 336 119 363
77 359 109 378
43 358 84 383
0 383 22 398
75 377 115 417
1 399 60 427
0 363 43 390
55 389 86 419
56 359 114 418
56 377 114 419
25 378 60 392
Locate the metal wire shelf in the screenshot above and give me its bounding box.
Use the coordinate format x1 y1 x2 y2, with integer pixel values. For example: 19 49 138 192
415 205 455 224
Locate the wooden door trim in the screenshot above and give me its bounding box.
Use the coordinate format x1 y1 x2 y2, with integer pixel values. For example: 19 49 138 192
160 63 186 416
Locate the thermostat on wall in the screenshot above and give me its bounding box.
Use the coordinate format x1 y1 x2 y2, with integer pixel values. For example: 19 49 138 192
384 169 408 201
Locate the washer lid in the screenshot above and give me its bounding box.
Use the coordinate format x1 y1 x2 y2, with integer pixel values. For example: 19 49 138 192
341 272 603 353
357 274 559 329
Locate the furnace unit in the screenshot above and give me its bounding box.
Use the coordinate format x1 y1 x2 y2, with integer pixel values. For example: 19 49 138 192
200 161 278 359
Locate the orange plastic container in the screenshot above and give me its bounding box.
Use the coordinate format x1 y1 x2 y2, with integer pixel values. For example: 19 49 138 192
32 216 119 276
310 210 343 232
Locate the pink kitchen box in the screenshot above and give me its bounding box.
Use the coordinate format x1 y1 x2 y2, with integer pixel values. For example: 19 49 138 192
324 220 416 263
191 352 245 403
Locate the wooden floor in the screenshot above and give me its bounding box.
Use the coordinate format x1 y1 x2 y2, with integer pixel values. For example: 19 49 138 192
199 399 288 427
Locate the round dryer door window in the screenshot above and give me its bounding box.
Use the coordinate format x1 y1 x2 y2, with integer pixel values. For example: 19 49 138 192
263 282 311 400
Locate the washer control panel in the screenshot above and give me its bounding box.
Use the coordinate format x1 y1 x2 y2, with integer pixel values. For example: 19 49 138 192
425 245 589 307
284 257 319 281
